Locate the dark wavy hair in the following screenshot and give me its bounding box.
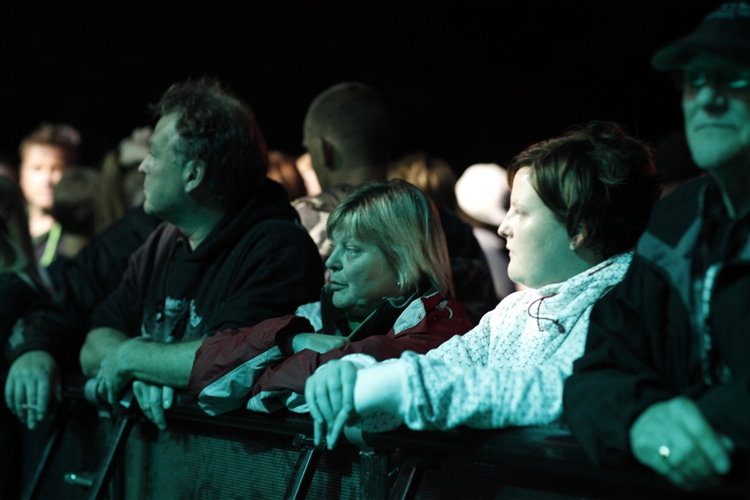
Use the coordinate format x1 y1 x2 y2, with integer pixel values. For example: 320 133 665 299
507 121 661 258
152 78 268 210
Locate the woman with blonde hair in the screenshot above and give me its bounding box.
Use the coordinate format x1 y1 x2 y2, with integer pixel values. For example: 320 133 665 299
188 180 472 415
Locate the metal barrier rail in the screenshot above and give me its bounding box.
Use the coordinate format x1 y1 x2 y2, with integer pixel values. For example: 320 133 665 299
23 375 750 500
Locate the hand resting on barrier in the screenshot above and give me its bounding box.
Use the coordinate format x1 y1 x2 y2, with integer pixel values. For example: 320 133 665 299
4 350 61 430
629 396 735 490
305 359 359 449
132 380 173 430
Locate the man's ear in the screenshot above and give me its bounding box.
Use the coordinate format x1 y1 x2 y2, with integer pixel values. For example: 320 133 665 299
184 160 206 194
321 138 335 171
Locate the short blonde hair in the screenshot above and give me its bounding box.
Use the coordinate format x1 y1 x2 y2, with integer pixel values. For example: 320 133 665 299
327 180 454 298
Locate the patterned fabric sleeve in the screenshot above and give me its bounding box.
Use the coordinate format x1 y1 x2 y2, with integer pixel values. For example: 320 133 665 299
396 317 588 430
425 292 524 366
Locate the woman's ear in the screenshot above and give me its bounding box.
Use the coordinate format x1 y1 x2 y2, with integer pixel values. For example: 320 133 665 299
184 160 206 194
570 223 587 251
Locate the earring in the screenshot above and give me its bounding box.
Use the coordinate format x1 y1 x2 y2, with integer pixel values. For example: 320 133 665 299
569 242 576 251
397 281 401 287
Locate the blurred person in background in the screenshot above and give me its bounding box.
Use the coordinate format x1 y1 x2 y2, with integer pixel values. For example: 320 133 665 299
17 123 80 267
267 150 307 201
294 82 392 263
98 127 152 230
387 152 458 209
296 152 321 197
455 163 515 299
388 152 498 323
49 167 102 259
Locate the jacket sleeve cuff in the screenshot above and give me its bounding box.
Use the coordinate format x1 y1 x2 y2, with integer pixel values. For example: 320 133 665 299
274 316 315 356
354 359 408 418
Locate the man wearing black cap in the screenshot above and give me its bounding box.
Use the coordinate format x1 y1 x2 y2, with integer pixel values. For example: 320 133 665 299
563 2 749 491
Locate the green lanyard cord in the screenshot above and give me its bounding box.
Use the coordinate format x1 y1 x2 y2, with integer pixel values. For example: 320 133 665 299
39 222 62 268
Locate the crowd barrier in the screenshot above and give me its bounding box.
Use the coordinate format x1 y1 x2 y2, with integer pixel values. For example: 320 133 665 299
20 375 750 500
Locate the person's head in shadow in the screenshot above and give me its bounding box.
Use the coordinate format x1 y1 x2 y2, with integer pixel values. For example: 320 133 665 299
303 82 392 191
50 167 102 258
0 176 40 283
141 78 269 229
387 152 458 211
18 123 80 238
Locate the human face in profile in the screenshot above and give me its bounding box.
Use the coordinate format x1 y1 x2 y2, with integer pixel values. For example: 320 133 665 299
682 52 750 172
19 144 66 211
326 230 401 320
138 113 187 221
498 167 586 289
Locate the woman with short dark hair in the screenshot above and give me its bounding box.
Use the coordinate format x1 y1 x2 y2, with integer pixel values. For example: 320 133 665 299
305 122 661 449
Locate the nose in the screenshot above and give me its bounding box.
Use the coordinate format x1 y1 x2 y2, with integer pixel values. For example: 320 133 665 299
325 246 342 273
498 213 511 239
689 84 728 113
138 155 150 174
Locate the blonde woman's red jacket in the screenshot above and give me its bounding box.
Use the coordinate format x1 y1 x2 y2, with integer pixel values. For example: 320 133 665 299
188 289 473 416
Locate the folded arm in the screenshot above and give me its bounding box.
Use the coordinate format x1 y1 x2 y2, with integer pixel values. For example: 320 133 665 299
81 327 201 403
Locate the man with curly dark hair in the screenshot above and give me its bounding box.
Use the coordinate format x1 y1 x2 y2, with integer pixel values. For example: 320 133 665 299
77 79 323 429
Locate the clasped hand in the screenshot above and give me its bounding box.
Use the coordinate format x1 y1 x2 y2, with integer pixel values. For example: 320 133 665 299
630 396 734 490
132 381 173 430
293 333 350 354
304 360 359 449
95 341 135 406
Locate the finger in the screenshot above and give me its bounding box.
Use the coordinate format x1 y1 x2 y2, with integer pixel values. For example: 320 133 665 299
305 378 323 422
676 409 732 476
314 378 336 425
149 386 166 430
105 379 116 406
162 387 174 410
36 378 50 422
5 376 16 416
96 377 107 401
132 381 143 400
339 363 356 415
719 434 735 453
313 419 326 449
327 375 344 421
25 378 38 429
12 377 25 420
328 409 351 450
133 381 149 414
135 384 156 426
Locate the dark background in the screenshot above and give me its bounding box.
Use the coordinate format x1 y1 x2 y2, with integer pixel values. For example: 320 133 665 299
0 1 720 172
